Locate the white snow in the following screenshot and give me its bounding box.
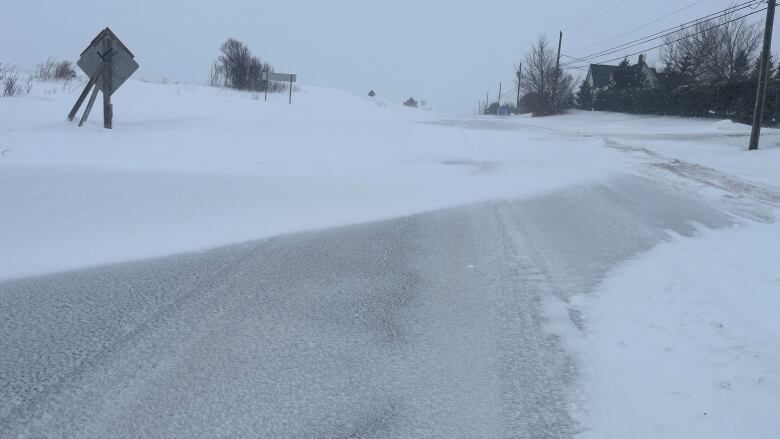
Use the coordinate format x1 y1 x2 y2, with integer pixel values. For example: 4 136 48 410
0 79 625 280
3 78 780 438
502 110 780 188
566 223 780 439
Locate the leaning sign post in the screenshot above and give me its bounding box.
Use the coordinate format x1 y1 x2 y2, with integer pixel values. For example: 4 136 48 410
67 28 138 129
262 71 297 104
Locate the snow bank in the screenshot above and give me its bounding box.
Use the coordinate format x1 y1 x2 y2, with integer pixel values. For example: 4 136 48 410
0 79 624 280
567 222 780 439
502 110 780 189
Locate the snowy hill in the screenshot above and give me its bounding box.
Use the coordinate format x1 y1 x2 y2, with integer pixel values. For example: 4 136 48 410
0 79 623 280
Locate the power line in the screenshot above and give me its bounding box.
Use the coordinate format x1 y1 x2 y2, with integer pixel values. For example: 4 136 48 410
564 7 767 69
563 6 768 70
561 0 763 67
563 0 634 31
562 0 763 66
567 0 707 53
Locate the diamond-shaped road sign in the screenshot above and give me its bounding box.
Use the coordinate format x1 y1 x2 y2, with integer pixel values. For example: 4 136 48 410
77 28 138 95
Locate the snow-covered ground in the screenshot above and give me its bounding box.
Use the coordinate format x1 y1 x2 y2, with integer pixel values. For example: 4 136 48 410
564 223 780 439
2 78 780 438
0 79 624 280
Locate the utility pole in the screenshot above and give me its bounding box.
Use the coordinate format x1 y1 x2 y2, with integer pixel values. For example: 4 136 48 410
749 0 776 151
497 82 502 110
486 92 489 114
516 64 522 113
551 31 563 114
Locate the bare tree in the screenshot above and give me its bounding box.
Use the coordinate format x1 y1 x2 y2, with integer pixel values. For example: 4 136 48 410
208 61 222 86
519 36 574 115
662 9 762 81
218 39 254 90
213 39 279 92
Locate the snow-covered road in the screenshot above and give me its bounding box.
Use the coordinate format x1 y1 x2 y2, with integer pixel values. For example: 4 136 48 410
0 174 733 438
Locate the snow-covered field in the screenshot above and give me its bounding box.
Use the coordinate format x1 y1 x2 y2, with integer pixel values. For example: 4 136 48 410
2 78 780 438
0 79 623 280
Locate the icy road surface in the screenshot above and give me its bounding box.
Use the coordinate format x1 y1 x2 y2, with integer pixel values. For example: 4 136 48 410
0 175 732 438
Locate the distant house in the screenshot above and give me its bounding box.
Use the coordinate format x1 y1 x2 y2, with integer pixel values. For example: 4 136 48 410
585 54 659 91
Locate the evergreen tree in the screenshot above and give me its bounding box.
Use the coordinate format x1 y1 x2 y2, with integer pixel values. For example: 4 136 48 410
774 56 780 80
576 80 594 109
732 50 750 81
751 54 775 81
611 58 643 89
611 59 632 89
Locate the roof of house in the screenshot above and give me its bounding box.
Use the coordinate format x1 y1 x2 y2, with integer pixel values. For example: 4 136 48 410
588 64 618 89
588 62 659 89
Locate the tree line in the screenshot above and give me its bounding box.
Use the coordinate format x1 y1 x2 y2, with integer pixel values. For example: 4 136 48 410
574 10 776 125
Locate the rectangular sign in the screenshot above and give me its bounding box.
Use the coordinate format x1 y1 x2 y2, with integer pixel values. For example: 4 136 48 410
262 72 297 82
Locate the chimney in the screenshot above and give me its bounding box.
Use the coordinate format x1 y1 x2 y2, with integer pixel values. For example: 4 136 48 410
638 54 645 66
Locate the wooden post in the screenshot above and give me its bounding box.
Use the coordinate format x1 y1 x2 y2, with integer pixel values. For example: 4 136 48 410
551 31 563 115
79 81 101 127
497 82 502 110
748 0 776 150
516 64 522 113
264 69 269 102
289 77 293 104
102 37 114 129
68 74 99 121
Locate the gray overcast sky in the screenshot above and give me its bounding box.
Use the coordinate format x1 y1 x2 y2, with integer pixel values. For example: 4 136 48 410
2 0 776 113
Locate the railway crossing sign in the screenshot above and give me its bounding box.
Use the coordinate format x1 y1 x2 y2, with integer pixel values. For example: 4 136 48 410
68 28 139 129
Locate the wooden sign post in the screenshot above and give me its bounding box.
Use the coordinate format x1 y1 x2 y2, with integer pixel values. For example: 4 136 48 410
67 28 138 129
261 71 297 104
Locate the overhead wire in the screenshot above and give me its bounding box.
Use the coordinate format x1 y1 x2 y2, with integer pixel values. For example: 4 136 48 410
561 0 764 67
567 0 706 54
563 0 635 31
562 5 768 70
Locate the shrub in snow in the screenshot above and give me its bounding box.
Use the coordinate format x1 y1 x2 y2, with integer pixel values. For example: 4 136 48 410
403 97 418 108
34 58 76 81
1 64 32 97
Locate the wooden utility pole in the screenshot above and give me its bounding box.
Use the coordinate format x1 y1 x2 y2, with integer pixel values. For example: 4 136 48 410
102 36 114 129
264 68 269 102
550 31 563 114
749 0 776 150
497 82 502 109
516 64 522 113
